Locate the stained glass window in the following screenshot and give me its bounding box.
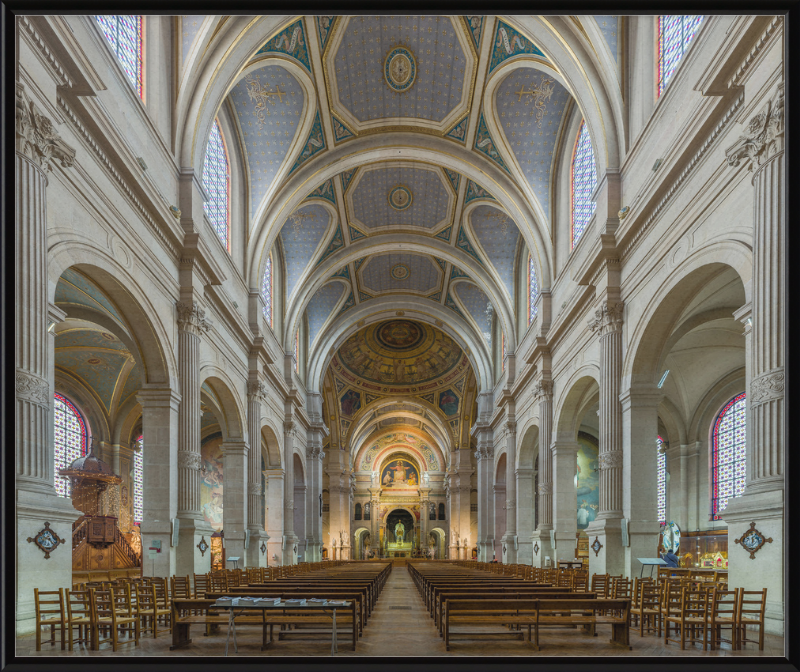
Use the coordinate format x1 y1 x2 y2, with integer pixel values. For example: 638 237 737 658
54 393 88 497
133 435 144 525
656 435 666 524
528 253 539 325
202 119 230 251
657 16 704 97
262 252 273 328
571 120 597 249
95 16 144 98
711 392 746 520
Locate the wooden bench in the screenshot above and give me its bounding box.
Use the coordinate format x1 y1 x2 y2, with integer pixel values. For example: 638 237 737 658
443 598 631 651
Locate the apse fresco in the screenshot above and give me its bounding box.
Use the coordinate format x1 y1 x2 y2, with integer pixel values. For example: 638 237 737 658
380 458 419 488
576 433 599 529
340 389 361 416
200 435 224 530
438 388 459 416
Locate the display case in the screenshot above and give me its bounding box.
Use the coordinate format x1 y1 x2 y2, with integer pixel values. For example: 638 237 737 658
677 530 728 569
210 530 225 571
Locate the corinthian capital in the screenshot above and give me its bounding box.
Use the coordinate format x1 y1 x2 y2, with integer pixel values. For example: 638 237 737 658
588 301 624 336
533 378 553 402
247 380 267 401
16 83 76 172
15 371 50 405
726 81 784 170
176 301 212 336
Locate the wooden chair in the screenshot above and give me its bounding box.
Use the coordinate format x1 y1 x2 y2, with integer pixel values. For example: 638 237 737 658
209 573 227 593
737 588 767 650
572 572 589 593
193 573 209 598
170 576 192 599
65 588 93 651
590 573 609 597
33 588 65 651
632 582 661 637
135 583 171 638
90 587 139 651
665 587 711 650
709 588 739 650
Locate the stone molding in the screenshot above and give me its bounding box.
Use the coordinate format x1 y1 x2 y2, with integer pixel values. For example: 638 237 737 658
249 482 263 496
19 18 74 87
177 451 201 471
598 451 623 470
505 499 516 509
537 483 552 495
284 498 295 511
15 371 50 406
588 301 624 336
728 17 782 88
16 83 75 173
176 301 212 336
750 368 784 405
726 82 784 171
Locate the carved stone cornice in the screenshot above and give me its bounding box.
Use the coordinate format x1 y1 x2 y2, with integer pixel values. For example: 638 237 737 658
16 83 75 173
598 451 623 470
176 301 212 336
19 18 74 87
15 371 50 406
728 17 782 88
588 301 624 336
247 380 267 401
533 378 553 402
750 369 784 405
177 451 201 471
726 82 784 171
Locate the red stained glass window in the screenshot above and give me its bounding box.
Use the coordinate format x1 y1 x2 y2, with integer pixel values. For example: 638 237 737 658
54 393 88 497
657 16 704 97
262 252 273 328
528 253 539 326
711 392 746 519
95 16 144 98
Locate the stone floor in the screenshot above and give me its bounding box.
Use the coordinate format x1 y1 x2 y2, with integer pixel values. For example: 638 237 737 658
17 567 785 658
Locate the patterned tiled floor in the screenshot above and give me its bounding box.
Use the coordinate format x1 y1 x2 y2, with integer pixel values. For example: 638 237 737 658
17 568 785 658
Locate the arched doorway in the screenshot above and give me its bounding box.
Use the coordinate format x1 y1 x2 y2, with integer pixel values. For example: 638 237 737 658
384 509 415 558
429 527 447 559
353 527 371 560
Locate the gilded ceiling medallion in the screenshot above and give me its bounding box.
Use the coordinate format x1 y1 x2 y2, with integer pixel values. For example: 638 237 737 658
388 185 413 211
390 264 410 281
384 46 416 92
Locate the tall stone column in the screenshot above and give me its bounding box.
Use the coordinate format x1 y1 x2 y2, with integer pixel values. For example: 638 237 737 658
222 440 248 567
246 381 268 568
304 443 324 562
174 301 212 576
501 421 517 563
419 488 430 556
368 487 380 554
551 441 579 565
264 469 284 565
531 379 554 567
474 429 494 561
515 467 534 564
723 81 785 634
137 389 181 578
283 421 298 564
584 300 625 575
15 83 78 635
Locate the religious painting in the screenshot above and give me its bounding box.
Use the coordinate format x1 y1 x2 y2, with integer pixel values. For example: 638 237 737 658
340 389 361 417
376 320 423 349
200 434 224 530
438 388 459 416
576 432 599 530
380 458 419 488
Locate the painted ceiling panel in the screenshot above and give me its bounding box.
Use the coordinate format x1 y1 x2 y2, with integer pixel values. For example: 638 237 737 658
117 360 141 408
594 16 619 62
468 205 521 299
55 349 131 414
307 281 347 345
359 253 441 295
55 269 125 324
350 165 451 231
331 16 467 125
181 16 207 66
453 281 493 350
228 64 305 220
279 203 332 298
494 67 572 222
54 328 129 353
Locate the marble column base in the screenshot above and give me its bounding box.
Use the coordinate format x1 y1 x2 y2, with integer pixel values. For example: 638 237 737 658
245 529 270 568
16 489 80 636
174 516 214 577
530 529 554 568
283 534 299 565
718 487 784 636
584 517 624 576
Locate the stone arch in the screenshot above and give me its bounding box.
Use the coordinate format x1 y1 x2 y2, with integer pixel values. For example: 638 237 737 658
554 372 600 443
261 423 282 467
517 421 540 471
198 371 247 442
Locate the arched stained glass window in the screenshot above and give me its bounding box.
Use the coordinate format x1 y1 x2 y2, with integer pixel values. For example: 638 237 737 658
134 435 144 525
95 16 144 98
261 252 273 328
528 253 539 325
364 503 370 520
571 120 597 249
354 503 362 520
711 392 746 520
54 393 88 497
656 435 667 524
657 16 704 97
202 119 230 251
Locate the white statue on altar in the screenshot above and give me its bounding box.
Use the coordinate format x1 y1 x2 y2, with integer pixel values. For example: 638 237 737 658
394 521 405 544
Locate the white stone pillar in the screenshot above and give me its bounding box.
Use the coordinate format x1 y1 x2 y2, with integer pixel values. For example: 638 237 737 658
474 429 494 561
531 379 554 567
501 422 518 563
175 301 212 576
265 469 284 565
551 441 579 565
246 382 268 568
304 441 324 562
283 421 298 564
137 389 181 578
515 467 534 564
723 81 784 634
222 440 248 567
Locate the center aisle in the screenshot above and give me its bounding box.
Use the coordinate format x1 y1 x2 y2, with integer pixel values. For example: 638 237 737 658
351 563 445 656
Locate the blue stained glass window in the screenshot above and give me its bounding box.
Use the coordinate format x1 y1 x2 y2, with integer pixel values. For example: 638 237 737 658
202 119 230 251
711 392 746 520
657 16 704 96
261 252 273 328
656 435 666 523
528 253 539 325
134 435 143 524
54 393 88 497
95 16 143 98
571 120 597 249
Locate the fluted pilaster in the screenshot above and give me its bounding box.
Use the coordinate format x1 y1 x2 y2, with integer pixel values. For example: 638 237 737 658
247 381 267 529
534 379 553 529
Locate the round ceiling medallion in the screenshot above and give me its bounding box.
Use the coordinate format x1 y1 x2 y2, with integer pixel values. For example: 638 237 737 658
390 264 410 281
384 46 416 92
388 185 413 211
87 358 102 365
376 320 425 351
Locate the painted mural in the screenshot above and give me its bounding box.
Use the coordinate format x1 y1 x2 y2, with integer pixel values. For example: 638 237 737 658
340 389 361 417
381 458 419 488
438 388 460 416
576 432 599 530
200 434 224 530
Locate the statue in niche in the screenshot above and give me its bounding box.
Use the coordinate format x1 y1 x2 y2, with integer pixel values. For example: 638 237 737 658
394 520 405 544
